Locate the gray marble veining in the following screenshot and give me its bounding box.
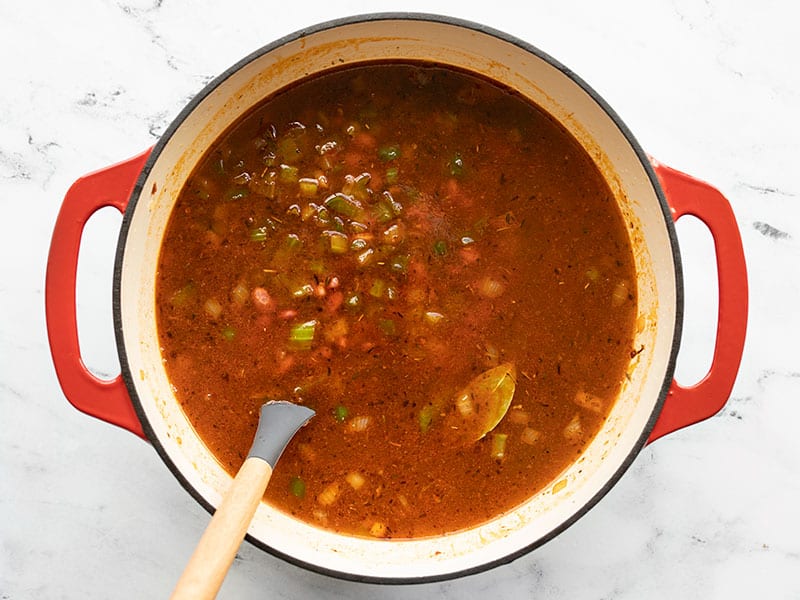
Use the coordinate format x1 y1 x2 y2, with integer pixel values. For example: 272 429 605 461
2 1 798 598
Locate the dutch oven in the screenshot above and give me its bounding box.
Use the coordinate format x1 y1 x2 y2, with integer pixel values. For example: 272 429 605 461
46 13 748 583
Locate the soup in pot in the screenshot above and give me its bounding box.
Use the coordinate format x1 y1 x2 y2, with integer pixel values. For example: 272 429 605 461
156 62 638 539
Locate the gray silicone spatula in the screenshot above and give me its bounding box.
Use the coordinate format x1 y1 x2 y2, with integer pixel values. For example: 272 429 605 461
170 401 315 600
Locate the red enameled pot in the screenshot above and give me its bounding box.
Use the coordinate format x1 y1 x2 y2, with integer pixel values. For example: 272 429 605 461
46 14 747 583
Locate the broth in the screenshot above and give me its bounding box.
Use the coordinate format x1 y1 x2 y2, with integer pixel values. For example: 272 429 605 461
156 62 638 538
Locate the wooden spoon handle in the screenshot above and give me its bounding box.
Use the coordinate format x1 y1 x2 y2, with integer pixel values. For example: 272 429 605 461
170 457 273 600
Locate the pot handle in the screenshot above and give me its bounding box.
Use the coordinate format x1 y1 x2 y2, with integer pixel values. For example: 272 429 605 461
46 150 152 439
647 160 748 443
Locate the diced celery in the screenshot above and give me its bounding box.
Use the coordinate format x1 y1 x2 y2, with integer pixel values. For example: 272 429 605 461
378 144 400 161
350 238 368 252
277 136 301 163
327 231 349 254
356 248 375 267
292 284 314 299
279 164 299 183
289 320 317 350
345 293 361 310
419 404 436 433
491 433 508 459
324 193 366 221
309 259 325 275
390 255 409 274
298 177 319 197
378 318 396 336
289 476 306 498
352 173 372 202
225 187 249 201
285 233 302 250
369 279 386 298
171 282 197 307
373 200 393 223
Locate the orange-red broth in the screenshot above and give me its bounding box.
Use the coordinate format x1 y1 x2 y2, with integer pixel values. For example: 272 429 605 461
156 62 637 539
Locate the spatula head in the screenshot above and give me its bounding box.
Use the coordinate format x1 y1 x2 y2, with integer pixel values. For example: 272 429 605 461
248 401 315 467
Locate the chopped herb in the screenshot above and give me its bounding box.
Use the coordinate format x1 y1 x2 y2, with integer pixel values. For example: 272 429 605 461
333 405 349 423
448 152 465 177
419 404 437 433
289 476 306 498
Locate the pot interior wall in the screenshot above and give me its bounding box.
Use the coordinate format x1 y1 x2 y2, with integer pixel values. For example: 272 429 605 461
118 16 678 580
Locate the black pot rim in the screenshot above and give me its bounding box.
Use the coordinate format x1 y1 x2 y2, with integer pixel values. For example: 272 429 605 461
113 11 683 585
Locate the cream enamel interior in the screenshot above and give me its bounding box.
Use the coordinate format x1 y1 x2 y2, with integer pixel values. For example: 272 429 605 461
118 17 678 580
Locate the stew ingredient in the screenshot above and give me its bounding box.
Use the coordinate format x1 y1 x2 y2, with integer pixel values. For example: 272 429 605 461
156 62 638 538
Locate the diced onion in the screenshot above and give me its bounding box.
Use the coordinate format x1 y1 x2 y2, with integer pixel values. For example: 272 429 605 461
317 482 340 506
204 298 223 319
455 393 473 416
507 409 530 425
369 522 388 538
478 276 505 299
297 443 316 462
345 471 366 490
424 311 445 325
231 282 249 306
563 414 583 441
251 287 271 309
520 427 541 445
612 280 630 306
347 415 371 432
574 390 604 413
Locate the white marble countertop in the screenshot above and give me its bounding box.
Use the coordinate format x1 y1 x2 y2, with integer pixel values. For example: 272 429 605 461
2 1 798 598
